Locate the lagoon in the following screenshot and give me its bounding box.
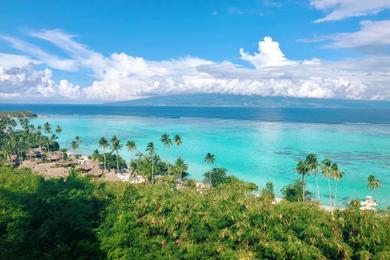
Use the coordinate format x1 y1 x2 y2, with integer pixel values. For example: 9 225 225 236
1 104 389 207
32 117 390 208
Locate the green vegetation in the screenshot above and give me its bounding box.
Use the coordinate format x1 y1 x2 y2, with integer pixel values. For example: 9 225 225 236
1 166 389 259
0 111 37 118
0 117 61 163
1 113 389 258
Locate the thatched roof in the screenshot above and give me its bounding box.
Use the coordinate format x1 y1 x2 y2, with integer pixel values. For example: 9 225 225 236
19 160 36 169
86 167 103 177
46 151 63 161
44 167 69 179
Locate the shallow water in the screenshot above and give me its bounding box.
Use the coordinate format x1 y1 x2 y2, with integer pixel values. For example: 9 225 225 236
30 114 390 208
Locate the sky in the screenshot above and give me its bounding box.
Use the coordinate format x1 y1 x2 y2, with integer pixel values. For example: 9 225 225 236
0 0 390 103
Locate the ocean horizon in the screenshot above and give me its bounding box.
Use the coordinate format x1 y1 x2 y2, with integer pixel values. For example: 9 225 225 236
1 104 389 208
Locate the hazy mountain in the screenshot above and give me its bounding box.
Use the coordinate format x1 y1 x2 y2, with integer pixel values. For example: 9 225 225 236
108 94 390 108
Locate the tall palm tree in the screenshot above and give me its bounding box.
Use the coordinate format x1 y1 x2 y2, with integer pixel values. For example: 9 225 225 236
174 134 182 149
43 122 51 150
75 136 81 144
146 142 156 181
161 133 172 174
71 140 79 153
126 139 136 168
55 125 62 135
99 137 109 170
332 163 343 208
204 153 215 186
367 175 381 203
321 159 333 208
110 136 122 171
37 125 42 148
43 122 51 135
146 141 155 155
296 160 310 202
306 153 320 201
174 157 188 180
55 126 62 148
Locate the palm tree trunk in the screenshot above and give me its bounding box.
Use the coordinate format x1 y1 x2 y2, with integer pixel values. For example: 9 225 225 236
116 151 119 171
302 174 305 202
334 182 338 208
315 174 320 201
103 148 107 170
151 160 154 183
327 179 332 208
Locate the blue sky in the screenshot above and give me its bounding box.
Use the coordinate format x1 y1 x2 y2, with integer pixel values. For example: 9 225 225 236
0 0 389 103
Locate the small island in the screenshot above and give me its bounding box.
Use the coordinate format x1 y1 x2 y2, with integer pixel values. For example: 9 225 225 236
0 110 38 118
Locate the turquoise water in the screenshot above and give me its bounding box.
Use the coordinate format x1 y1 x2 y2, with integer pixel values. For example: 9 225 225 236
32 115 390 208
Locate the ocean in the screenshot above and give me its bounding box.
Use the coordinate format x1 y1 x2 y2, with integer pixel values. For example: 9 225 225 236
1 104 389 208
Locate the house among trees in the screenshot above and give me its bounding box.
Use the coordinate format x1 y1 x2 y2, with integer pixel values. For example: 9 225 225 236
26 147 46 159
46 151 64 162
77 159 103 177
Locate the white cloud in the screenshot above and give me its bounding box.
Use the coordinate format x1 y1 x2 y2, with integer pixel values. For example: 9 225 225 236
30 29 107 76
301 20 390 51
0 35 77 71
0 64 57 97
0 53 38 69
58 80 82 99
311 0 390 22
1 30 390 102
240 37 297 68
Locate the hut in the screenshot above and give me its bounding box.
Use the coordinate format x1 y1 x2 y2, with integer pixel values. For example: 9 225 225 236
46 151 64 162
78 159 103 177
27 147 46 159
43 167 69 179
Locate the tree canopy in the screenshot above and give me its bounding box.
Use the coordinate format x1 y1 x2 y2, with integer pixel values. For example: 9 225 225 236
1 166 389 259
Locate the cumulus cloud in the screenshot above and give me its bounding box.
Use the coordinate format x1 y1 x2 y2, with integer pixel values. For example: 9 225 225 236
1 29 390 102
0 64 57 97
240 37 297 68
311 0 390 22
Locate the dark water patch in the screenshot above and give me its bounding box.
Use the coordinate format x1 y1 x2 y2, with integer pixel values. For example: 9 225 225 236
2 104 390 124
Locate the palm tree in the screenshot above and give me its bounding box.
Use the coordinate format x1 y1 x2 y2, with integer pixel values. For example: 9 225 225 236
161 133 172 174
71 136 81 152
332 163 343 208
37 125 42 148
146 141 155 155
174 134 182 149
99 137 109 170
296 160 309 202
306 153 320 201
55 125 62 135
126 139 136 167
43 122 51 135
146 142 156 181
43 122 51 150
367 175 381 203
110 136 122 171
174 157 188 180
71 140 79 153
204 153 215 186
321 159 333 208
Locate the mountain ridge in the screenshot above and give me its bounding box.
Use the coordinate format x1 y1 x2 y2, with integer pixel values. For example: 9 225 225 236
107 94 390 109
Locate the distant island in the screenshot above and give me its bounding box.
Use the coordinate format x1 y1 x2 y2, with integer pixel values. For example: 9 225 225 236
108 94 390 109
0 111 37 118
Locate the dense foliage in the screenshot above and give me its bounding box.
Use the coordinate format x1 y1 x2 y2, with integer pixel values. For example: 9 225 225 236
1 166 389 259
